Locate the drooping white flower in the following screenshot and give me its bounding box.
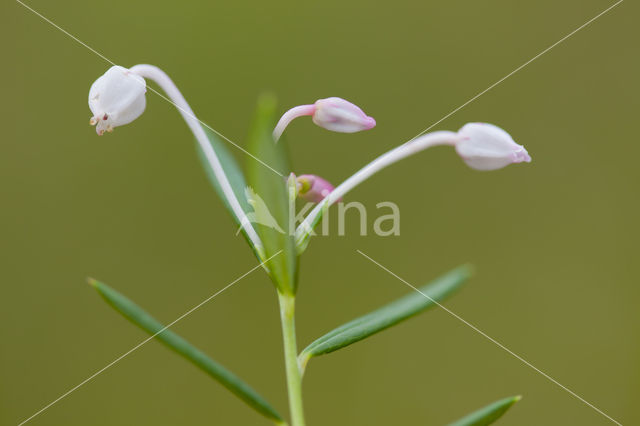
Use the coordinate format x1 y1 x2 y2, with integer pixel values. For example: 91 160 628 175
455 123 531 171
88 65 147 135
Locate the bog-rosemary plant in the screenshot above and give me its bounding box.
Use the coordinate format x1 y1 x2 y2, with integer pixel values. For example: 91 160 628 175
87 64 530 426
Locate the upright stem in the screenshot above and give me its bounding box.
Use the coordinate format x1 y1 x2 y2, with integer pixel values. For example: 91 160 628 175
277 292 305 426
128 64 264 257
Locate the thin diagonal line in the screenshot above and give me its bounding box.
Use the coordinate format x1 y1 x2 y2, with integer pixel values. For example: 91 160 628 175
17 251 282 426
407 0 624 141
15 0 283 177
356 250 622 426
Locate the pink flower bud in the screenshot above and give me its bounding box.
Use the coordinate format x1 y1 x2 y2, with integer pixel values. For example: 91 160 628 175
296 174 337 203
312 97 376 133
455 123 531 171
273 97 376 141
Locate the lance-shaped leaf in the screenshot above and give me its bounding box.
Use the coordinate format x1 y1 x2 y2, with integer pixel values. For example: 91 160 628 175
447 395 521 426
299 265 471 371
196 128 251 222
245 94 298 294
89 278 284 424
195 128 263 258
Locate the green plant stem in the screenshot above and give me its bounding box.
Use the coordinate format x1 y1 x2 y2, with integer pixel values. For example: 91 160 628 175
278 292 305 426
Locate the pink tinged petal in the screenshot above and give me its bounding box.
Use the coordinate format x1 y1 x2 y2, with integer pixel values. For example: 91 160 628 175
274 97 376 141
296 174 338 203
455 122 531 171
312 97 376 133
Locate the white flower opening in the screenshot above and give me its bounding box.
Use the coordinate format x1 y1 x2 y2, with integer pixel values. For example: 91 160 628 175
89 66 146 135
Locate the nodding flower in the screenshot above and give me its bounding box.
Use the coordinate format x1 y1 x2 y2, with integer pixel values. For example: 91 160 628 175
85 65 531 258
273 97 376 141
296 174 337 203
455 123 531 171
295 123 531 251
88 66 147 135
87 64 265 257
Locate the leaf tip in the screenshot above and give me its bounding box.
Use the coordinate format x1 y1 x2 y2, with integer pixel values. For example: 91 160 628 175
459 263 475 278
87 277 99 288
258 92 277 107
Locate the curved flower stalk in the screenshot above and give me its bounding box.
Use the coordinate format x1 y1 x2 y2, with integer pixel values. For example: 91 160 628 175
84 65 530 425
295 124 530 251
273 97 376 141
87 65 264 257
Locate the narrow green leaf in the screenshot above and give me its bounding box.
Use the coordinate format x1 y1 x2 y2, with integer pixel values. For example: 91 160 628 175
299 265 471 368
447 395 521 426
196 128 252 220
196 127 261 256
245 94 297 294
89 278 283 423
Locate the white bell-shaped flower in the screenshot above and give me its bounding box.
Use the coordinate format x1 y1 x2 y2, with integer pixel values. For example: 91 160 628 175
455 123 531 171
88 65 147 135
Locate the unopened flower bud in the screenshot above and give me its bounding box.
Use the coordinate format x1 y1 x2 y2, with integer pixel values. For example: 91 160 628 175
312 97 376 133
296 174 337 203
88 65 147 135
455 123 531 171
273 97 375 141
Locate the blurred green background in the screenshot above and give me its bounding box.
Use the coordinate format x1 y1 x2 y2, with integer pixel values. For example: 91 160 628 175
2 0 638 424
